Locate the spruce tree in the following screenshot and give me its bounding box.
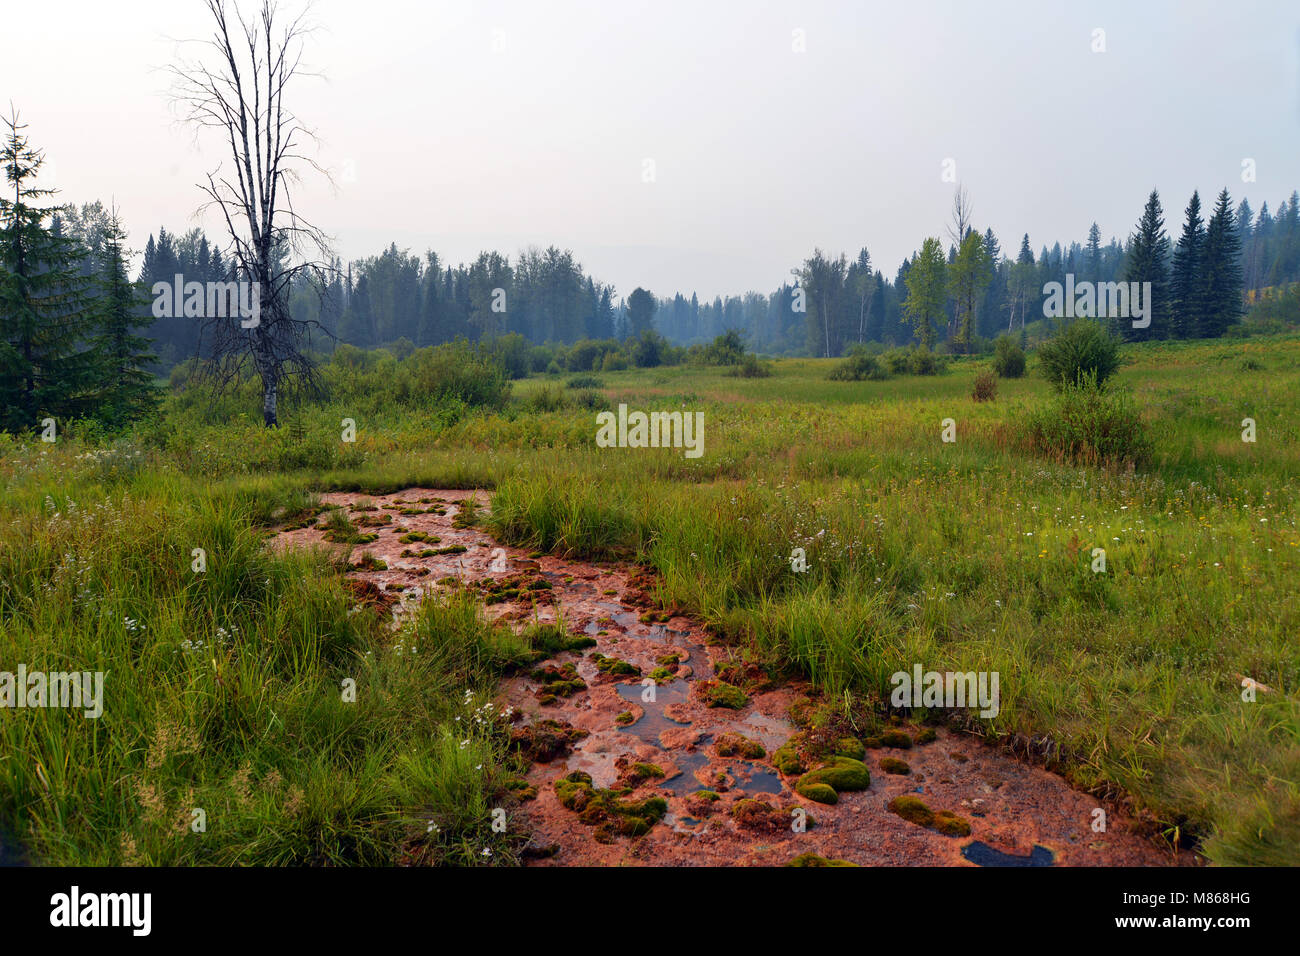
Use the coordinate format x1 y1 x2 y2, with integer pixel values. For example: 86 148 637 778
93 209 158 426
0 110 99 433
1170 191 1205 338
1122 190 1171 342
1200 188 1243 337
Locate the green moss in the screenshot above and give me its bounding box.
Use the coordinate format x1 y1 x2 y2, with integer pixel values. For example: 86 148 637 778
623 762 666 785
647 666 677 683
794 780 839 804
656 652 682 667
615 711 635 726
692 789 720 802
431 544 468 555
532 662 586 699
880 730 913 749
347 552 387 571
398 531 432 543
554 771 666 839
787 852 857 867
731 798 793 831
933 811 971 837
715 733 766 760
917 727 938 744
879 757 911 775
887 795 970 837
700 680 748 709
771 742 806 776
888 795 933 827
834 737 866 760
798 756 871 794
591 653 641 677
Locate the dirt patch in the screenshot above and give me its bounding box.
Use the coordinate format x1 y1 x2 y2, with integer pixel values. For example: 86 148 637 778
274 488 1192 868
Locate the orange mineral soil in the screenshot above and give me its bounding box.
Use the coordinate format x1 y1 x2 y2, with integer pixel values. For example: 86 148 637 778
274 488 1194 868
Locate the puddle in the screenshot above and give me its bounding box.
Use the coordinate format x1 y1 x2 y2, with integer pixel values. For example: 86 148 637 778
659 749 713 795
729 761 783 795
615 680 691 744
961 842 1055 867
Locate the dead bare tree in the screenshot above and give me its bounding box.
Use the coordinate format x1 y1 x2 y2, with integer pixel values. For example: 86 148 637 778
170 0 332 426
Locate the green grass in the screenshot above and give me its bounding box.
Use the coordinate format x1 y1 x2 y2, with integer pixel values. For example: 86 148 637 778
1 331 1298 865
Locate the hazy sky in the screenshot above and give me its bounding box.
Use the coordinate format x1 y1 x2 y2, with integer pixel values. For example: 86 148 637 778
4 0 1299 299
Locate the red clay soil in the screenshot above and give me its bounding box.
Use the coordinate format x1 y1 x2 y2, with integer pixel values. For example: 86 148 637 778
274 488 1194 868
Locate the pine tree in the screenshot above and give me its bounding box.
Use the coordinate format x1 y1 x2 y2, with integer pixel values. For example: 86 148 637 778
903 237 947 350
0 110 100 432
93 208 158 426
1122 190 1172 342
1200 188 1243 337
1170 191 1205 338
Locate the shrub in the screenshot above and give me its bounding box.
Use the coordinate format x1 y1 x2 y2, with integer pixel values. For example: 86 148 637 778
729 354 772 378
702 329 747 366
600 351 629 372
991 335 1026 378
1023 371 1152 467
1038 319 1121 390
828 345 890 381
907 346 945 376
395 341 511 409
971 370 997 402
566 374 604 389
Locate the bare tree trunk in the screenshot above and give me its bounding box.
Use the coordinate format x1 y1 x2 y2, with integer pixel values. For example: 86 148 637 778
171 0 335 426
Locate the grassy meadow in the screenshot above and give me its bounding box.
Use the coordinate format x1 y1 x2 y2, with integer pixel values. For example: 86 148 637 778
1 332 1297 865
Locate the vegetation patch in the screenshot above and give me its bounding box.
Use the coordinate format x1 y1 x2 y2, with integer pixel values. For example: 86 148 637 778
888 796 971 837
553 771 667 842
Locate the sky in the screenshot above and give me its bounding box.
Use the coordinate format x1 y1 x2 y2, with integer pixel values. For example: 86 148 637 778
3 0 1299 300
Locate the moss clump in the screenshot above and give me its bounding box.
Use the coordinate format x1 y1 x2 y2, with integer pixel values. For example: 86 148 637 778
638 609 670 624
795 780 839 804
347 552 387 571
692 789 720 802
917 727 938 744
354 512 392 527
398 531 433 543
715 733 766 760
554 771 666 840
591 653 641 677
531 663 586 700
771 742 806 776
730 798 790 832
795 757 871 804
508 719 589 763
879 730 913 749
834 737 866 760
503 776 538 801
619 762 666 786
647 666 677 683
879 757 911 775
615 711 635 726
699 680 748 709
786 852 858 867
431 544 468 555
656 652 682 667
887 795 970 837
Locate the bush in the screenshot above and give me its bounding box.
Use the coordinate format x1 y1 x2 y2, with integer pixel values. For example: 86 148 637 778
600 351 629 372
991 335 1026 378
1038 320 1121 390
566 374 604 389
1023 371 1151 467
728 354 772 378
395 341 511 409
630 330 671 368
907 346 945 376
702 329 747 366
829 345 891 381
971 371 997 402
